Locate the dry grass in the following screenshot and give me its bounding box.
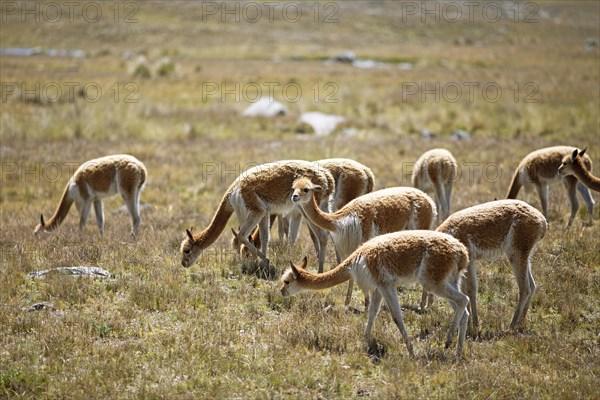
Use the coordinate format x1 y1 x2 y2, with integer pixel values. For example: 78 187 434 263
1 1 599 399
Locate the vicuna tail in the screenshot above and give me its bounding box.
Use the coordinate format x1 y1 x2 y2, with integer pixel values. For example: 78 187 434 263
506 169 522 199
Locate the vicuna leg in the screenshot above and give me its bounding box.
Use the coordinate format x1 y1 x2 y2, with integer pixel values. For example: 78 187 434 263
424 276 469 358
364 289 382 342
508 249 537 330
535 183 549 220
562 177 579 227
304 218 327 273
237 213 270 265
419 289 434 311
344 280 354 306
576 181 595 224
433 180 447 222
79 200 92 232
287 211 303 244
379 286 414 357
444 182 453 222
464 259 479 331
93 200 105 234
122 191 141 236
276 215 289 241
258 215 270 258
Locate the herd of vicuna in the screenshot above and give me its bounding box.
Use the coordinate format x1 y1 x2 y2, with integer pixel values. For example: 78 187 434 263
34 146 598 359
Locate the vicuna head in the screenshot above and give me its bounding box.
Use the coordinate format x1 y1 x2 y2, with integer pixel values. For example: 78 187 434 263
33 214 48 237
558 147 587 177
230 228 255 259
279 256 309 297
180 227 203 267
291 177 322 204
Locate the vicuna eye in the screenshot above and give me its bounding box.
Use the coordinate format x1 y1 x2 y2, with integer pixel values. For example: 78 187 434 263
303 188 309 193
184 248 191 255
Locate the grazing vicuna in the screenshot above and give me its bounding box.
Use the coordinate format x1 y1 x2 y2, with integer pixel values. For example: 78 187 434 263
233 158 375 261
558 148 600 192
280 231 470 358
34 154 147 236
506 146 594 226
291 178 436 305
422 200 547 332
181 160 334 268
412 148 457 223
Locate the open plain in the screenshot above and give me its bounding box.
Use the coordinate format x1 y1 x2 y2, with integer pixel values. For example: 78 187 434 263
1 1 599 398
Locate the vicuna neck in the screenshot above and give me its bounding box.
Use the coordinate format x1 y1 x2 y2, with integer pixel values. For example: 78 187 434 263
297 259 353 290
44 184 74 230
193 193 234 248
300 193 338 232
572 158 600 192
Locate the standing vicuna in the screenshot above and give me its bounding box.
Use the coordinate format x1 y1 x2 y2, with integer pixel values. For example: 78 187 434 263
280 231 470 358
180 160 334 269
412 148 457 223
291 178 436 306
422 200 547 332
558 148 600 193
33 154 147 236
506 146 595 227
285 158 376 242
233 158 375 260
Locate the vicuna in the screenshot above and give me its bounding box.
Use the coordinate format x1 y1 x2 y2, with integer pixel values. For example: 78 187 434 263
34 154 147 236
280 231 470 358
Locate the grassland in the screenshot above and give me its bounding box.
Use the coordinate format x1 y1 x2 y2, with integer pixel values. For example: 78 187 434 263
1 1 599 398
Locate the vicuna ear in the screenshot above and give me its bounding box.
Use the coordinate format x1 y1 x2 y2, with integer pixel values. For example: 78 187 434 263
40 214 45 227
571 149 578 162
301 256 308 269
186 228 196 244
579 147 587 157
311 185 323 192
290 261 299 279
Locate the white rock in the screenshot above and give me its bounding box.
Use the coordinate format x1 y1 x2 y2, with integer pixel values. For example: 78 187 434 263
298 112 345 136
28 266 111 278
242 98 288 117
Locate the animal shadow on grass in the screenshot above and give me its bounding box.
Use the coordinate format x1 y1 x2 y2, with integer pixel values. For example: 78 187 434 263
367 339 387 364
368 338 464 364
469 327 536 342
241 259 279 280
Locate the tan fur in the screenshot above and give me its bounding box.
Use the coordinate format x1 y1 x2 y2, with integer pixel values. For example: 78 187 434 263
33 154 147 236
506 146 595 226
558 148 600 192
412 148 457 223
234 158 375 268
180 160 334 268
426 199 547 331
316 158 375 211
292 178 436 305
280 231 470 358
